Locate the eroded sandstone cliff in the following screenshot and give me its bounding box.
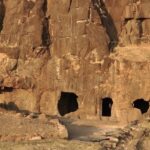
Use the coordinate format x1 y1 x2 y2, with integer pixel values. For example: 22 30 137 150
0 0 150 123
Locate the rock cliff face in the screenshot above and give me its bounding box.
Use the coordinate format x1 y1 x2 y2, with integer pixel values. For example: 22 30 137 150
0 0 150 123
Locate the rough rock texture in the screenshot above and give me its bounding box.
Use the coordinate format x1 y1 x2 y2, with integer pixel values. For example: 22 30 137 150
0 109 68 141
0 0 150 123
0 109 150 150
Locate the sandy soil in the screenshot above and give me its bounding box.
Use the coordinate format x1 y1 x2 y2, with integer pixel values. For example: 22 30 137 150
0 108 149 150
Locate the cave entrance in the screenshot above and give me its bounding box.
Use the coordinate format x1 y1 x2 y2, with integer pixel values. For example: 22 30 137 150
102 97 113 117
133 99 149 114
58 92 78 116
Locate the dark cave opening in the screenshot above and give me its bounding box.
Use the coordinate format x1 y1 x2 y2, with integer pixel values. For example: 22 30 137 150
58 92 78 116
102 97 113 117
133 99 149 114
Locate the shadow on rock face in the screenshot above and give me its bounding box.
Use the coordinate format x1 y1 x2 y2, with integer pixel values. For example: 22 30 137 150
0 102 19 111
0 0 5 32
59 118 100 141
92 0 119 50
0 101 30 115
0 87 14 93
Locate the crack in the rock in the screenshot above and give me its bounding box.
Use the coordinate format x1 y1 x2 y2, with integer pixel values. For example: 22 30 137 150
92 0 118 50
68 0 72 12
0 0 5 32
42 0 51 47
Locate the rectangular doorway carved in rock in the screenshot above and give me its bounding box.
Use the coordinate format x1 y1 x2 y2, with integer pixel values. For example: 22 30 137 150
101 97 113 117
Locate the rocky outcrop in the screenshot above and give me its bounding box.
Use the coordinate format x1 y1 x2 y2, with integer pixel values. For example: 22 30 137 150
120 0 150 45
0 109 68 141
0 0 149 123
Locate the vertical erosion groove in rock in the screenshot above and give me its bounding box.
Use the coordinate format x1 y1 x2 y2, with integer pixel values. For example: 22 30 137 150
68 0 72 12
42 0 50 47
92 0 119 50
0 0 5 32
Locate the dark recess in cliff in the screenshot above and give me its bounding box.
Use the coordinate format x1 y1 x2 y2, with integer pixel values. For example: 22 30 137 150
0 0 5 32
0 102 19 111
92 0 118 50
58 92 78 116
102 97 113 117
0 87 14 93
68 0 72 12
42 0 51 47
133 99 149 114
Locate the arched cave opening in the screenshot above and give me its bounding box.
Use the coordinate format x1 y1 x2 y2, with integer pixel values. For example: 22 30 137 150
58 92 78 116
102 97 113 117
133 99 149 114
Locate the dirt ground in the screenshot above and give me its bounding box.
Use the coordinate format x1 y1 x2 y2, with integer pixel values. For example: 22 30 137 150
0 108 102 150
0 140 102 150
0 108 150 150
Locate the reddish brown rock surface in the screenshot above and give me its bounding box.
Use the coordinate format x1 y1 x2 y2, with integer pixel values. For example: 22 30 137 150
0 0 150 124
